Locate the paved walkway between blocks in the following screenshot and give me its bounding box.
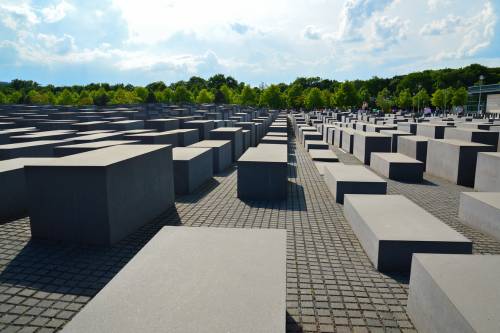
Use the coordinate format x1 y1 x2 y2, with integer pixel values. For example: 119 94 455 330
1 137 499 333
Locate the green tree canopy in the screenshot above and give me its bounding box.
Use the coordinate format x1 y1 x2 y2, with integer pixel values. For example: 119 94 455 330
260 85 285 109
396 88 412 110
305 87 324 110
196 89 214 104
173 85 193 103
285 83 304 109
452 87 467 107
238 85 257 106
376 88 393 113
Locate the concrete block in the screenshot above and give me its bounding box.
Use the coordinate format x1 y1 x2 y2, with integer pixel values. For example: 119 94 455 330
25 145 175 245
145 118 179 131
426 139 496 187
62 227 286 333
305 140 328 151
172 147 213 195
0 127 37 144
474 152 500 192
353 131 391 165
242 130 251 150
261 136 287 145
209 127 243 162
302 131 322 143
309 149 338 162
380 130 413 152
107 120 144 131
235 122 257 147
344 195 472 272
0 140 68 159
71 132 125 144
124 131 178 146
237 144 287 200
188 140 232 173
334 126 343 148
370 153 424 182
168 129 199 147
53 140 139 157
0 158 54 218
323 164 387 203
459 192 500 241
397 135 429 168
183 120 215 141
407 254 500 333
417 123 452 139
444 127 499 150
397 122 417 134
10 130 76 143
71 121 110 131
341 128 355 153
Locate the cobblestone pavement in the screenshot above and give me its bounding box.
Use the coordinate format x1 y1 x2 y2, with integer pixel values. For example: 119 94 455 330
1 137 500 333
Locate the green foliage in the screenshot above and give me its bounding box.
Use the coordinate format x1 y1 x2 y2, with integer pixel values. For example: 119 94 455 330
285 83 304 109
396 89 412 110
260 85 285 109
333 82 359 109
196 89 214 104
413 88 430 109
238 85 257 106
173 85 193 103
305 88 324 110
452 87 467 107
376 88 393 113
78 90 94 105
134 87 148 103
92 88 110 106
0 91 7 104
219 84 234 104
56 89 77 105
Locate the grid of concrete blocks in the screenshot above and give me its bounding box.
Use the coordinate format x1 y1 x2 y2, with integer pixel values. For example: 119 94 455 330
0 104 499 332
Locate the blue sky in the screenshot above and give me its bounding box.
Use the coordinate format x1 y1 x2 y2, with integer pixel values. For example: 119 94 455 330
0 0 499 86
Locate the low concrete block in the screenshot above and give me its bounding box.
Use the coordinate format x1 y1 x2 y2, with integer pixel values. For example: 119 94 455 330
145 118 179 131
26 145 175 245
426 139 496 187
61 227 287 333
397 122 417 134
188 140 232 173
309 149 338 162
474 152 500 191
323 164 387 203
107 120 144 131
237 144 287 200
261 136 287 145
242 130 251 150
0 158 54 218
183 120 215 141
71 121 110 131
380 130 413 152
459 192 500 241
209 127 243 162
53 140 138 157
417 123 451 139
305 140 328 151
10 130 76 143
0 140 68 159
124 131 178 146
341 128 355 153
407 254 500 333
0 127 37 144
444 127 499 150
370 153 424 182
344 195 472 272
168 129 199 147
397 135 429 168
172 147 213 195
353 131 391 165
302 131 322 143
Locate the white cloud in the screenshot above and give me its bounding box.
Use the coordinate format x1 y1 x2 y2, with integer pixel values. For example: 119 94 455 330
37 33 76 54
41 0 74 23
303 25 322 40
427 0 451 11
420 15 461 36
0 2 39 30
370 16 408 51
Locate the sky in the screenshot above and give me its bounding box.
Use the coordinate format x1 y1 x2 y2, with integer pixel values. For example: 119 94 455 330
0 0 499 86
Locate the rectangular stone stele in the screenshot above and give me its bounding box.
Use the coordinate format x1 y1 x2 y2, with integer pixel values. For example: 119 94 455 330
61 226 287 333
459 192 500 242
172 147 213 195
209 127 243 162
309 149 338 162
426 139 496 187
237 144 287 200
0 140 64 160
474 152 500 192
25 144 175 245
0 158 55 218
53 140 139 157
323 164 387 204
397 135 429 168
407 254 500 333
344 195 472 273
145 118 179 131
260 136 287 144
379 130 413 152
188 140 232 173
370 153 424 182
305 140 328 151
353 131 391 165
444 127 499 150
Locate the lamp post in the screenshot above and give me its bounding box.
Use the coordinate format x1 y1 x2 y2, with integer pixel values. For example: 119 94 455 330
477 75 484 117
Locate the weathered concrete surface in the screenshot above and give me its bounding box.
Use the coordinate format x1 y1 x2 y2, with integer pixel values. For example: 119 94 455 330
474 152 500 192
459 192 500 241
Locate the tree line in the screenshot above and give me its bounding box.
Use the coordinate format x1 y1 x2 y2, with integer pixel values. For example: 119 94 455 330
0 64 498 112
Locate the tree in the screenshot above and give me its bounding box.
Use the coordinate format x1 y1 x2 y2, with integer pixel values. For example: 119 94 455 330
442 87 455 112
155 88 173 103
321 90 332 109
305 87 324 110
259 85 285 109
56 89 77 105
413 88 430 111
92 88 110 106
134 87 148 103
220 84 234 104
8 91 23 104
173 85 193 103
110 88 137 104
145 89 157 103
376 88 393 113
396 88 412 110
452 87 467 108
285 83 304 109
431 89 444 110
196 89 214 103
0 91 6 104
358 87 370 107
78 90 93 105
238 85 257 106
332 82 358 109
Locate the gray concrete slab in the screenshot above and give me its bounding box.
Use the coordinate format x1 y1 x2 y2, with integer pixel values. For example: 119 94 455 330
62 227 286 333
188 140 232 173
53 140 139 157
370 153 424 182
0 140 67 159
71 121 110 131
10 130 76 143
25 144 175 245
353 131 391 165
341 128 355 153
407 254 500 333
417 123 452 139
107 120 144 131
183 120 215 141
0 158 55 218
261 136 287 145
237 144 287 200
344 195 472 272
444 127 499 150
309 149 339 162
397 135 429 168
172 147 213 195
474 152 500 192
145 118 179 131
459 192 500 241
0 127 37 144
305 140 328 151
209 127 243 162
124 131 178 146
168 129 199 147
426 139 496 187
323 164 387 203
379 130 413 152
